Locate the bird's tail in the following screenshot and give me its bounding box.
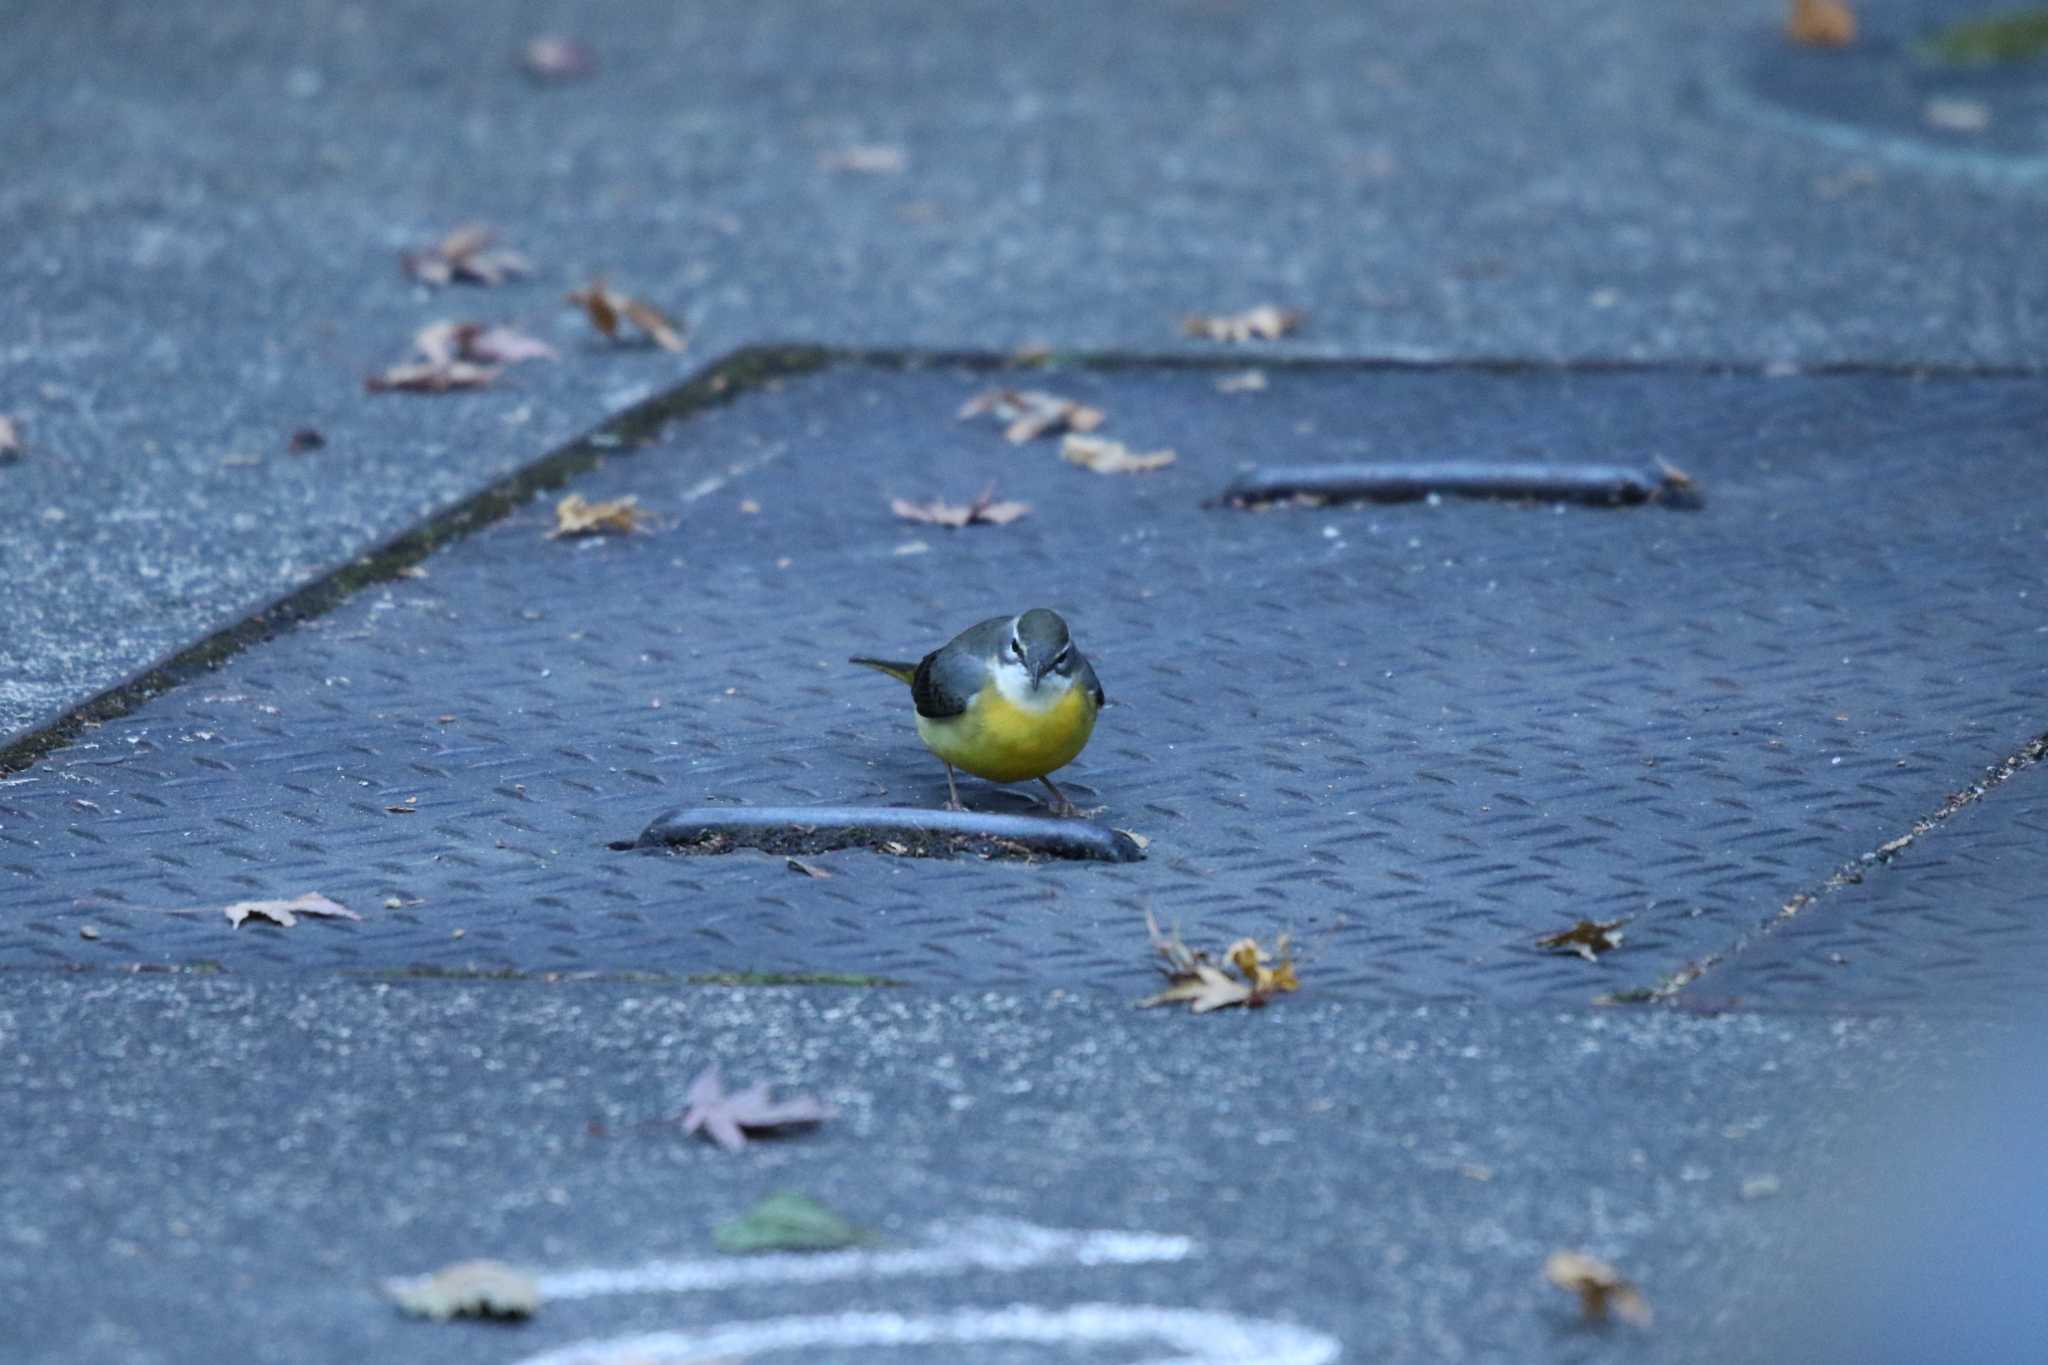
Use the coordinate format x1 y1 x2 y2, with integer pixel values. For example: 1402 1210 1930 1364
848 656 918 685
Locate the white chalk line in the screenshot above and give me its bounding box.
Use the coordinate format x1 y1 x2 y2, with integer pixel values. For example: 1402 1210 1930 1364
509 1302 1342 1365
535 1217 1193 1300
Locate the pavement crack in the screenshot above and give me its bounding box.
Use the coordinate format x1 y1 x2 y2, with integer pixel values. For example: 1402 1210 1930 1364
1612 728 2048 1007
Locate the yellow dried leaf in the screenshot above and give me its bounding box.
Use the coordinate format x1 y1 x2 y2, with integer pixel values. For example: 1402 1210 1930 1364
1140 910 1297 1013
1060 434 1177 475
1182 305 1304 343
384 1259 541 1321
1785 0 1855 46
1544 1250 1652 1328
549 493 641 538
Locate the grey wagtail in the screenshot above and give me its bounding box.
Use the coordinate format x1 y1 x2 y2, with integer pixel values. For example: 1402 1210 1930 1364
850 607 1105 816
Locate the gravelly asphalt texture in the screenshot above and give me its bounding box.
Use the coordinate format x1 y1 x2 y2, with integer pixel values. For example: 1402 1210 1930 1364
0 977 2009 1365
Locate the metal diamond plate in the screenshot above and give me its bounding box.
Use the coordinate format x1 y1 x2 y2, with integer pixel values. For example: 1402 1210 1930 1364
1695 756 2048 1012
3 359 2044 1005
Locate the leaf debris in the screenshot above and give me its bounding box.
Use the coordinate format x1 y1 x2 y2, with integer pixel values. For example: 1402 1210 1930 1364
0 415 22 462
1061 433 1177 475
566 281 687 351
890 485 1031 528
1182 304 1304 343
1216 368 1268 394
1137 909 1298 1013
224 892 360 930
384 1259 541 1321
286 427 326 454
679 1063 834 1152
715 1190 870 1253
549 493 642 539
366 320 555 393
402 224 531 287
958 388 1105 443
786 857 833 879
1537 918 1627 962
1544 1250 1652 1328
1785 0 1856 46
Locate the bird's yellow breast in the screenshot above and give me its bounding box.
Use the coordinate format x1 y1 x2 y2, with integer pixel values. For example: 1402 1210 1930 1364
915 679 1098 783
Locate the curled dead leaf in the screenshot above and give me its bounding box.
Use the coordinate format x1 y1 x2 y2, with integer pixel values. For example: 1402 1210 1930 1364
1536 918 1627 963
1544 1250 1652 1328
890 485 1031 528
402 224 531 287
224 892 360 929
567 281 686 352
549 493 641 539
385 1259 541 1321
1060 434 1177 475
958 388 1106 443
1785 0 1855 46
1182 305 1304 343
1138 909 1298 1013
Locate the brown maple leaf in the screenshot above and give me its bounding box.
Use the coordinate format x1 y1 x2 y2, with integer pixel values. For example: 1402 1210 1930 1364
548 493 641 538
0 415 21 462
1785 0 1855 46
679 1063 833 1152
1182 304 1305 343
1536 918 1627 963
402 224 532 287
958 388 1107 443
1060 434 1177 475
521 34 597 82
890 484 1031 528
1544 1250 1653 1327
566 280 687 352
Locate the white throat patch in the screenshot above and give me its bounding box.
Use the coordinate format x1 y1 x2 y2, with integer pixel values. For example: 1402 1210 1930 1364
989 657 1070 712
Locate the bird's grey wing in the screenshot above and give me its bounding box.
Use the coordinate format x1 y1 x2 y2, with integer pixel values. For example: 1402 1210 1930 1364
911 645 984 719
1075 652 1106 708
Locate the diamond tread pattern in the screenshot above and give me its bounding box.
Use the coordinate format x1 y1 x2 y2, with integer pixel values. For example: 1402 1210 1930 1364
3 363 2044 1006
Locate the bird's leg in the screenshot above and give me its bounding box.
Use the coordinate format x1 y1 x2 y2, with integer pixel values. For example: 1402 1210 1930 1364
943 763 966 812
1037 775 1080 818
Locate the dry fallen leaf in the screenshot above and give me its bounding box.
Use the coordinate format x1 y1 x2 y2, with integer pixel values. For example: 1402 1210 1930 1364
1536 918 1626 963
0 415 22 462
522 34 596 82
1544 1250 1652 1328
786 857 833 879
679 1063 834 1152
567 281 686 352
1216 368 1268 394
890 485 1031 528
224 892 361 929
549 493 641 538
1182 304 1304 343
1138 909 1298 1013
1060 433 1177 475
958 388 1106 443
368 320 552 393
819 144 908 174
1785 0 1856 46
402 224 531 287
385 1259 541 1321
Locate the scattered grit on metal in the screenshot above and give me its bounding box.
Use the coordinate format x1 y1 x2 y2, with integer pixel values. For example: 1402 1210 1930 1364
2 357 2044 1008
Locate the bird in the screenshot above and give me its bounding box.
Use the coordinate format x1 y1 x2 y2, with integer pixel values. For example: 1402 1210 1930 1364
850 607 1105 816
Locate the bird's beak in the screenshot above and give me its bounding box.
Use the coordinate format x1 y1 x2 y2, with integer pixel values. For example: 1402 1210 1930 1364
1029 654 1053 689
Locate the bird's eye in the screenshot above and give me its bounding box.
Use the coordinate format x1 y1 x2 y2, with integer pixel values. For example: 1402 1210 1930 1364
1011 639 1026 659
